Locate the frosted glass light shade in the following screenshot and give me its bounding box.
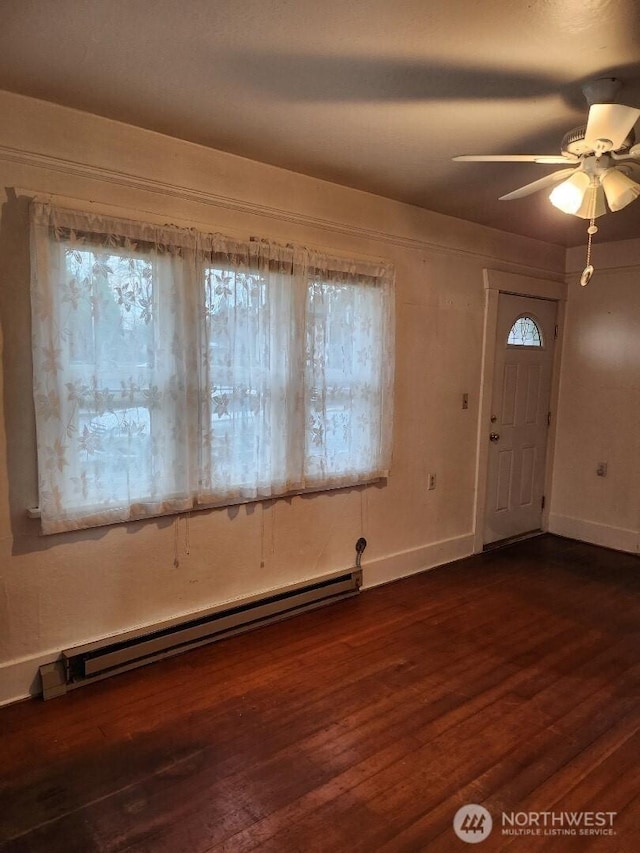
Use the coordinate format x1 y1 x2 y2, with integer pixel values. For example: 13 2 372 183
574 184 606 219
601 169 640 212
549 171 591 214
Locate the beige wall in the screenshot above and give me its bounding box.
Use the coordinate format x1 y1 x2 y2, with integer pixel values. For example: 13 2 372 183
0 92 568 704
549 240 640 553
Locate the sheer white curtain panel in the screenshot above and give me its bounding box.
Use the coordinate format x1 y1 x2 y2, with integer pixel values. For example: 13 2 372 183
30 202 394 534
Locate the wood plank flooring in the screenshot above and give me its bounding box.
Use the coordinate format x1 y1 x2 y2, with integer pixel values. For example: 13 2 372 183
0 534 638 852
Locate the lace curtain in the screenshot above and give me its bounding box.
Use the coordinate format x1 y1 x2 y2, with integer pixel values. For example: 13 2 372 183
30 202 394 534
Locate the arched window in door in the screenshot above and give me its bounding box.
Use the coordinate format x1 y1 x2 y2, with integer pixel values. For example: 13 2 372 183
507 315 542 347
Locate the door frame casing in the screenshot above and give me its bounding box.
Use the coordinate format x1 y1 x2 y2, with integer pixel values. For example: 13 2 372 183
473 270 567 553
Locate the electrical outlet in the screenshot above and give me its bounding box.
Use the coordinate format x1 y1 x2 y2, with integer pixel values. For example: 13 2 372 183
428 473 437 490
596 462 607 477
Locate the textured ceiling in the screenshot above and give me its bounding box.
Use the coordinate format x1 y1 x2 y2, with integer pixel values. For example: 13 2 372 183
2 0 640 247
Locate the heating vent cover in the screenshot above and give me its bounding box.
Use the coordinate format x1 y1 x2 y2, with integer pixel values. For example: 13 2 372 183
40 568 362 700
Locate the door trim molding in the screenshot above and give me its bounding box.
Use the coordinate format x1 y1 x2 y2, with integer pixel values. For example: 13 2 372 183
473 270 567 553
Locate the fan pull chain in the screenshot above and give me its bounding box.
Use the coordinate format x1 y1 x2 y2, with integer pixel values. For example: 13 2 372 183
586 223 594 265
580 182 598 286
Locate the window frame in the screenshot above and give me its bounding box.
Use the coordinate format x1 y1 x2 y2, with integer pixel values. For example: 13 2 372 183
506 314 544 349
30 202 395 533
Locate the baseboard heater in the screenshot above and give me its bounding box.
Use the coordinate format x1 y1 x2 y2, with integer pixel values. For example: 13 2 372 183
39 567 362 700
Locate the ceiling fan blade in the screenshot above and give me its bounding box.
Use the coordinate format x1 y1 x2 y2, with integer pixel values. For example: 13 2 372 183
499 167 579 201
584 103 640 151
453 154 576 164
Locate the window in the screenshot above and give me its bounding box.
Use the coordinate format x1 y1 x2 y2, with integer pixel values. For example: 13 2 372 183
30 203 394 533
305 272 387 484
507 315 542 347
61 241 175 509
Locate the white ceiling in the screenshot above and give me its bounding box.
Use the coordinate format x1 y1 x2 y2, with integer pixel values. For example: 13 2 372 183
2 0 640 247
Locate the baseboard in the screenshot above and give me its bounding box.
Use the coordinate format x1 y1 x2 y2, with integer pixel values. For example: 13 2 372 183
361 533 475 589
0 535 476 706
0 652 61 707
548 514 640 555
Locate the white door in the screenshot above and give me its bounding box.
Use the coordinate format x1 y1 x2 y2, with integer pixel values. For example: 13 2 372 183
484 293 557 546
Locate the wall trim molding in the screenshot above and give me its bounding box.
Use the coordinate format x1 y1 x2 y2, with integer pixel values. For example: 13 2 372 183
0 533 475 706
548 513 640 555
565 261 640 276
2 143 563 276
362 533 475 589
0 651 56 707
565 238 640 274
482 268 567 300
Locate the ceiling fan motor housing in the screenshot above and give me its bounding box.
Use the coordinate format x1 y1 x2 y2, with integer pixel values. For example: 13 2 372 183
561 125 636 157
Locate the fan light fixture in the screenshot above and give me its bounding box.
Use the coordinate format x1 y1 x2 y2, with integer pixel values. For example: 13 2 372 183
547 168 640 216
453 77 640 287
575 183 606 219
600 168 640 211
548 171 591 214
548 166 640 286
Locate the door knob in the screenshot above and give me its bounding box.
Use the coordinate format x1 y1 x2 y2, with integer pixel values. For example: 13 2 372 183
489 432 500 442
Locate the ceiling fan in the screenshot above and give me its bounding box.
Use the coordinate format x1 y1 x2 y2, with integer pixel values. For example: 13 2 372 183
454 78 640 220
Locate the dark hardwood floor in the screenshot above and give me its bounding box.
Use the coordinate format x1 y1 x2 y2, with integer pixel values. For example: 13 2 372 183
1 534 638 852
